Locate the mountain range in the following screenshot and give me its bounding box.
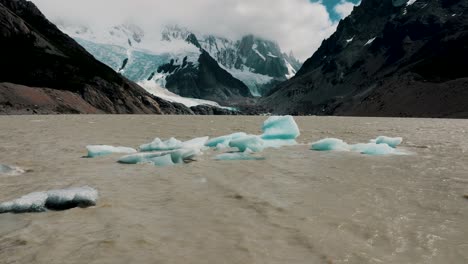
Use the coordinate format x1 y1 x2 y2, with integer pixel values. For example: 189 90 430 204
263 0 468 117
57 23 301 105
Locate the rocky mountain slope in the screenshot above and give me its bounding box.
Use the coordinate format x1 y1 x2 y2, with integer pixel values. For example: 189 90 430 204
263 0 468 118
0 0 196 114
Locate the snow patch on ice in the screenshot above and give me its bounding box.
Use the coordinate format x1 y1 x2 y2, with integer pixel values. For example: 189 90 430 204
285 59 297 79
86 145 137 158
407 0 417 5
346 37 354 43
0 186 98 214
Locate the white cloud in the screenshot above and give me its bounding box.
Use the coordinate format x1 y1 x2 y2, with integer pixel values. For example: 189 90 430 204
30 0 338 61
334 0 360 19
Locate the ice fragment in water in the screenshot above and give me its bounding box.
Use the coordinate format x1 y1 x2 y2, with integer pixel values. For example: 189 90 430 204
0 186 98 214
86 145 137 158
140 137 208 152
215 152 265 161
0 164 25 176
261 116 300 140
229 135 264 152
311 138 350 151
118 148 201 166
140 137 183 151
351 143 398 155
372 136 403 148
205 132 247 148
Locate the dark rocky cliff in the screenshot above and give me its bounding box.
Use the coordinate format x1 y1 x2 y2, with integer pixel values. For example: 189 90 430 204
0 0 193 114
263 0 468 118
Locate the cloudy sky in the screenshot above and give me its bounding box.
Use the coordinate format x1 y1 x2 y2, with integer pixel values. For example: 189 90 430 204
31 0 360 61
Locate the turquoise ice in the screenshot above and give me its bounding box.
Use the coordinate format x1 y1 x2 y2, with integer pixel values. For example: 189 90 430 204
86 145 137 158
351 143 399 155
372 136 403 148
215 152 265 161
261 115 300 140
205 132 247 148
229 135 265 152
311 138 350 151
118 148 201 166
140 137 183 151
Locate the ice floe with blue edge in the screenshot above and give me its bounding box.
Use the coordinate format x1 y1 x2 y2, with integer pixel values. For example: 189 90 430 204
0 164 25 176
140 136 208 152
229 135 265 152
311 137 407 155
261 116 300 140
205 132 247 148
0 186 98 214
118 148 201 166
311 138 350 151
215 152 265 161
86 145 137 158
371 136 403 148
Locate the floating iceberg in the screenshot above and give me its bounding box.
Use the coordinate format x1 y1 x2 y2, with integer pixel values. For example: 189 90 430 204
229 135 265 152
140 137 183 151
205 132 247 148
118 148 201 166
372 136 403 148
311 138 406 156
0 164 25 176
351 143 399 155
261 116 300 140
215 152 265 161
311 138 350 151
86 145 137 158
0 186 98 214
140 137 208 152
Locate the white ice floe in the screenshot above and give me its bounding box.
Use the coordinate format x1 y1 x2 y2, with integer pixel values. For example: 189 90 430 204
0 164 25 176
140 137 208 152
86 145 137 158
0 186 98 214
311 137 407 155
371 136 403 148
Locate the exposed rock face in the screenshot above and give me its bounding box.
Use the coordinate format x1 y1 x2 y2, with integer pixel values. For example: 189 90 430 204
158 50 253 105
263 0 468 118
0 0 194 114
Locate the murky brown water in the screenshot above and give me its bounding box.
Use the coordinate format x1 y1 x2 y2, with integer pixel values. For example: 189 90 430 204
0 115 467 264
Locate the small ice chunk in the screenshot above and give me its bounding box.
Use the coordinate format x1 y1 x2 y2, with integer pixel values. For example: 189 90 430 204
351 143 397 155
215 152 265 161
0 186 98 214
205 132 247 148
140 137 208 152
118 148 201 166
86 145 137 158
372 136 403 148
0 164 25 176
261 116 300 140
140 137 183 151
311 138 350 151
229 135 264 152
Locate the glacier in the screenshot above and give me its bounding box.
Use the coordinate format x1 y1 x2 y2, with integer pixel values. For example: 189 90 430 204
0 186 98 214
86 145 137 158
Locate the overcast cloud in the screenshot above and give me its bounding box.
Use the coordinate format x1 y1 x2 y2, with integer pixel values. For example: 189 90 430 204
30 0 358 61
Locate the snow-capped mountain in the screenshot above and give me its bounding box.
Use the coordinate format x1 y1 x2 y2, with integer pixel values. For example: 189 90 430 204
57 23 301 102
